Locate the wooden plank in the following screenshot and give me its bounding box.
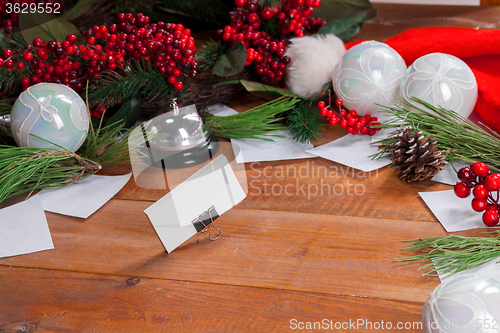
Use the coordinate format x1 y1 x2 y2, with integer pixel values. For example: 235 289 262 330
0 266 425 332
0 200 448 303
104 122 451 221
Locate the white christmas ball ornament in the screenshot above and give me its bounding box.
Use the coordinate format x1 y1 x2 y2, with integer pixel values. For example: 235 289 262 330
421 274 500 333
333 41 407 119
401 53 477 118
10 83 89 152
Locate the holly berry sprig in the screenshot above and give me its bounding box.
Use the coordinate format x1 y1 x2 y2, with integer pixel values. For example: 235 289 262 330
0 12 198 117
316 93 381 136
454 162 500 227
216 0 326 84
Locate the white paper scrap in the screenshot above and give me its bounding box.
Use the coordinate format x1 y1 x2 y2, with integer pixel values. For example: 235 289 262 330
232 129 315 163
419 189 483 232
39 173 132 219
145 154 246 253
0 195 54 258
208 104 315 163
208 103 239 117
437 259 500 282
307 134 391 172
431 161 467 186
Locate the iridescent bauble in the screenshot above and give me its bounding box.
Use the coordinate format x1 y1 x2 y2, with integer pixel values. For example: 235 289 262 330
333 40 407 119
401 53 478 118
10 83 89 152
421 274 500 333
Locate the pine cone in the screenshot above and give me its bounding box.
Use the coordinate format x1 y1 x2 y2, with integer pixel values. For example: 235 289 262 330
389 127 448 182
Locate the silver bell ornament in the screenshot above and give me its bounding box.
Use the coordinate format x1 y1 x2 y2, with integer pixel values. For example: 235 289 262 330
2 83 89 152
137 99 219 169
421 274 500 333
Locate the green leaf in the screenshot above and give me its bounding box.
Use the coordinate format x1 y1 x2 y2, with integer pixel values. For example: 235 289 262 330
212 41 247 77
239 79 300 98
19 12 84 44
316 8 377 40
61 0 108 21
312 0 374 21
105 92 142 131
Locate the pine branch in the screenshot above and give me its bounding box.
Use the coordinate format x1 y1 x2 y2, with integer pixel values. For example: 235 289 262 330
260 16 281 38
287 99 323 144
77 120 130 167
0 146 101 203
0 67 25 97
203 96 297 140
196 39 230 73
396 231 500 276
0 29 28 52
89 61 187 108
372 97 500 171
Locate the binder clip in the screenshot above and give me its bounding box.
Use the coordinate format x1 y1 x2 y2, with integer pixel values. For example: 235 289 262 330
191 206 221 241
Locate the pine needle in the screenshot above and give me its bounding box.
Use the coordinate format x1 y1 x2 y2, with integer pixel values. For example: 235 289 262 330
89 61 186 108
0 146 101 202
372 97 500 171
203 96 296 140
287 99 323 144
396 231 500 276
196 39 230 73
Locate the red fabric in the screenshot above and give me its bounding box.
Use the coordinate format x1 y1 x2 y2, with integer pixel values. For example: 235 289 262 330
346 27 500 133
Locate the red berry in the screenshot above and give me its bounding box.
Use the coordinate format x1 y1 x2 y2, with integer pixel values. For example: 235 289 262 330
484 173 500 191
247 13 259 24
4 59 14 68
317 101 325 108
16 61 25 69
340 119 348 128
319 107 327 117
66 34 77 44
22 52 33 61
457 167 474 181
87 37 96 45
454 182 470 198
486 205 498 212
33 38 44 47
471 162 489 177
473 184 489 200
336 99 343 107
174 81 184 91
168 75 177 84
483 209 500 227
472 198 488 212
349 110 357 118
2 49 12 58
20 77 30 86
340 109 346 117
261 8 273 20
235 0 246 7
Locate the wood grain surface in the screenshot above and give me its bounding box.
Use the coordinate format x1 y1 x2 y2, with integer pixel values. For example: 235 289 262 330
1 4 495 332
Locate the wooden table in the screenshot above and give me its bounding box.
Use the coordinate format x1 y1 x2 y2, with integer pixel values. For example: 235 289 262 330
2 4 500 332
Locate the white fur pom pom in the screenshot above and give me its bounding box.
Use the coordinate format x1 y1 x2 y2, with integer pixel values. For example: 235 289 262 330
285 34 345 99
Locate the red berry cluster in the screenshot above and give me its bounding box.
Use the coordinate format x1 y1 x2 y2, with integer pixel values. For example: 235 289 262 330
316 93 381 136
454 162 500 227
0 12 198 117
216 0 325 83
0 0 64 34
